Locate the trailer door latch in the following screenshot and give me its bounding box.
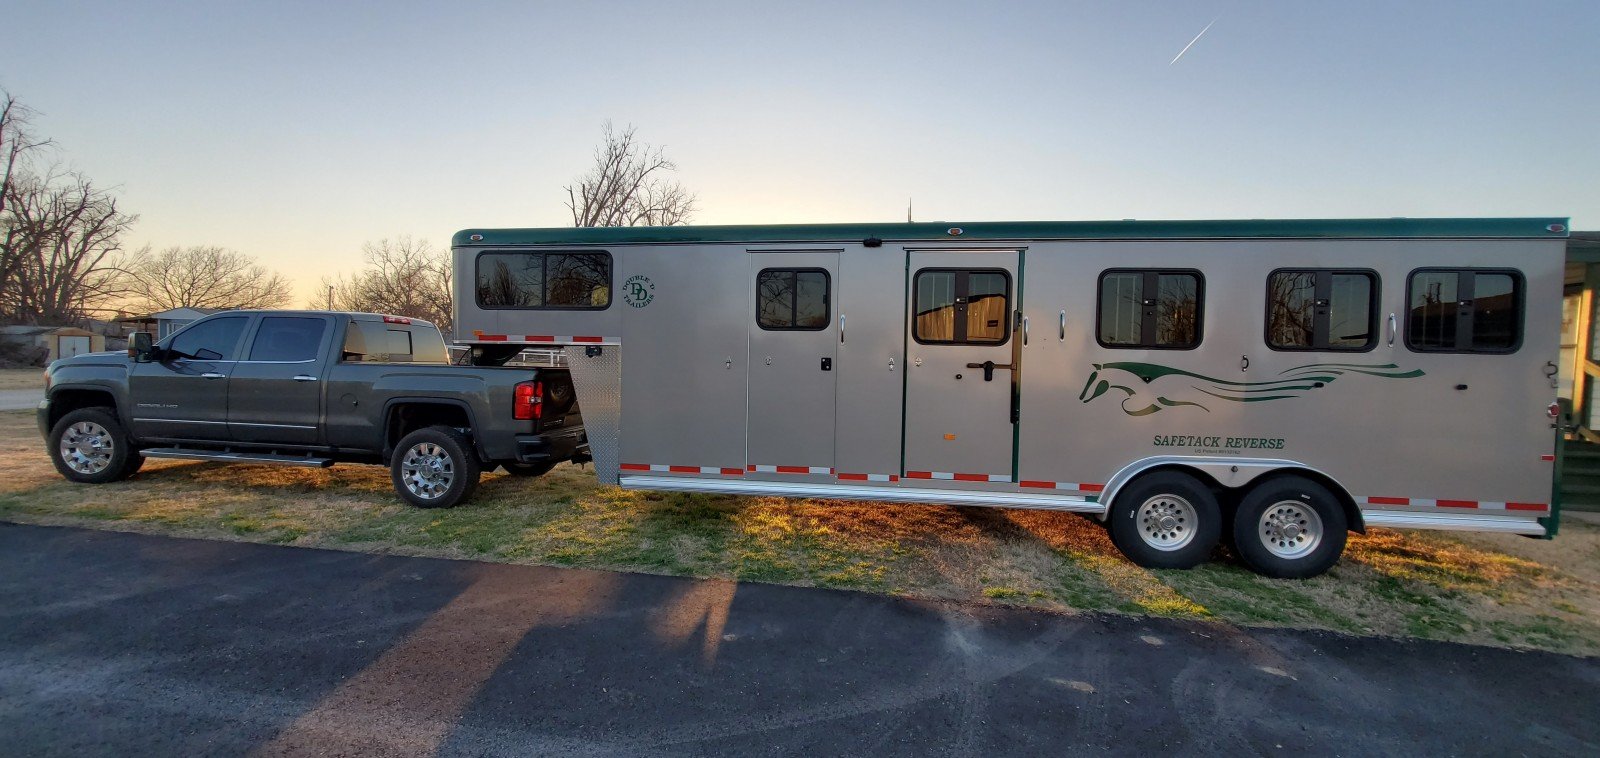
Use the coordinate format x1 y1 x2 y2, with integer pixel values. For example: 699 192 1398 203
821 357 832 371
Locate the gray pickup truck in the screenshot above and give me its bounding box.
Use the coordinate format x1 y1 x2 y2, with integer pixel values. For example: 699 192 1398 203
38 310 586 508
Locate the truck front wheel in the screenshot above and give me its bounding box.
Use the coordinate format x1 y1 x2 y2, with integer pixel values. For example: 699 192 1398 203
48 407 137 484
391 426 481 508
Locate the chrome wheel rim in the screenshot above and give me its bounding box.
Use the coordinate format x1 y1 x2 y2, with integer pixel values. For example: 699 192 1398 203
400 442 455 499
1259 500 1323 559
59 421 114 475
1137 494 1197 551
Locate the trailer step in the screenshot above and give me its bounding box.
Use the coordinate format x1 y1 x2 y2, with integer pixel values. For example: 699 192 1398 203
141 448 335 468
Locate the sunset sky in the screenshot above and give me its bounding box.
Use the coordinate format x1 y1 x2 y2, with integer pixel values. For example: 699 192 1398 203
4 0 1598 304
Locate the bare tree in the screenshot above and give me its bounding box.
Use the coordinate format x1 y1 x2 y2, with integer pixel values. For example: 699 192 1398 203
1 168 135 324
565 122 696 227
123 245 292 314
323 237 452 332
1 90 55 296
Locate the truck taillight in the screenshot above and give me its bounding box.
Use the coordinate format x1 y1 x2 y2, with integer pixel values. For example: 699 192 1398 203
514 381 542 420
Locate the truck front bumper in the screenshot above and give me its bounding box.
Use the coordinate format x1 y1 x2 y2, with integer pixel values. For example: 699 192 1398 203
514 426 587 464
36 398 51 439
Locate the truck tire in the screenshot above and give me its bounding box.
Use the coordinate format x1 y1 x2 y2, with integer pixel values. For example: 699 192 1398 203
501 461 556 477
1107 471 1222 570
391 425 481 508
48 407 137 484
1232 476 1347 579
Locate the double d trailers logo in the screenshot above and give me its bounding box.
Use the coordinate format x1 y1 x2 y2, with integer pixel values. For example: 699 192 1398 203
623 275 655 308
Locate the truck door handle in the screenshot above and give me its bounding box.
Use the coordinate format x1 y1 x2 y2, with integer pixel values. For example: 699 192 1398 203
201 372 225 379
965 361 1013 381
293 374 318 382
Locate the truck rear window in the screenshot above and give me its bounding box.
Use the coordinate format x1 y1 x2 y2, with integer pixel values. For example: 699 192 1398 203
342 321 448 363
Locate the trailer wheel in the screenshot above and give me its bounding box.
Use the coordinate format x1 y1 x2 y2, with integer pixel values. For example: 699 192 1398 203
1108 471 1222 569
391 425 481 508
1232 476 1347 579
48 407 137 484
501 461 556 477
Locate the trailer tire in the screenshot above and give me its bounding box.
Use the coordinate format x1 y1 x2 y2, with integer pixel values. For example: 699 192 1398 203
48 407 137 484
1108 471 1222 570
1232 476 1347 579
501 461 556 477
391 425 481 508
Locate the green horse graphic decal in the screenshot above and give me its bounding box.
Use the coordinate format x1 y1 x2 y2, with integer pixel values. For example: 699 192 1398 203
1078 362 1424 416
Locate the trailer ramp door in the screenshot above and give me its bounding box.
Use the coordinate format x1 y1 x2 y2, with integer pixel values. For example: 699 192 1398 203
747 252 839 477
904 250 1021 483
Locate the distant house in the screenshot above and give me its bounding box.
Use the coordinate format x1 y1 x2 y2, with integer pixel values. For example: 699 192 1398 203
0 326 106 362
116 307 226 339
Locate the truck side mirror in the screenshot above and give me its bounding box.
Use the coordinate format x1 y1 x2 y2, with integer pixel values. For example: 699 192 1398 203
129 331 155 362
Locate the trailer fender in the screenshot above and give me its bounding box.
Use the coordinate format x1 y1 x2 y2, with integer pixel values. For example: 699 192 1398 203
1097 456 1365 533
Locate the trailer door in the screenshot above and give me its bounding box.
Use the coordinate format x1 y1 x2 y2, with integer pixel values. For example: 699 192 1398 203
904 250 1021 483
747 252 838 476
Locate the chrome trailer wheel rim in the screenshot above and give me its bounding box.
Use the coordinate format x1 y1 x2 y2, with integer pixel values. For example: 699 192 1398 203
59 421 114 474
1137 494 1197 551
1258 500 1324 559
400 442 455 499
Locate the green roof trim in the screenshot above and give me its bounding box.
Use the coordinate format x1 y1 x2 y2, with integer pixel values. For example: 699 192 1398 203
453 217 1569 247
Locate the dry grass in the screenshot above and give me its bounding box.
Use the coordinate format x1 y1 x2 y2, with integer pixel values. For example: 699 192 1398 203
0 369 44 390
2 408 1596 655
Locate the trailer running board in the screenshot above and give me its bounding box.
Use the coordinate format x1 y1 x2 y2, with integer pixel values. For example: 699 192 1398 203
142 448 335 468
1361 509 1546 536
619 475 1107 514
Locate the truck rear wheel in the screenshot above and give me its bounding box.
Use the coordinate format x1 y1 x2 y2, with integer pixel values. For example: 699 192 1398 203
1107 471 1221 569
1232 476 1347 579
48 407 137 484
391 426 481 508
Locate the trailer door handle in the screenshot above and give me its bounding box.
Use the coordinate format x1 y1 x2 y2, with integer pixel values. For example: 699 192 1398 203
1022 316 1029 345
1059 310 1066 341
965 361 1013 381
839 314 845 344
1387 313 1397 347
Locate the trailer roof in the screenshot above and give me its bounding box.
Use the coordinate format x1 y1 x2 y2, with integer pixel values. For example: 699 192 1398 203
453 217 1569 247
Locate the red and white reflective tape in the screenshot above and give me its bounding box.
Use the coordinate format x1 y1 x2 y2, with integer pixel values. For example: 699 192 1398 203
470 332 617 344
1018 480 1105 493
620 463 744 476
748 465 833 475
837 472 900 483
904 471 1012 483
1360 495 1546 512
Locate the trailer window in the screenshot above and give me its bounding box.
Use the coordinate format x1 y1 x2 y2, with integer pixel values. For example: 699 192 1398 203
1266 270 1376 351
1406 269 1523 353
475 251 611 309
756 268 830 330
913 269 1010 345
1096 270 1202 349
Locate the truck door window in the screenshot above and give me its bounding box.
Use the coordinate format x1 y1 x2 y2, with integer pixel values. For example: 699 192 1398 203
1265 270 1377 351
1096 270 1202 349
1406 268 1523 353
756 268 830 330
165 316 248 361
913 269 1011 345
476 251 611 309
248 317 328 362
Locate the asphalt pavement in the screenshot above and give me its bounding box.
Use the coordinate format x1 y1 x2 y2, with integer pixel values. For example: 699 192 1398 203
1 523 1596 756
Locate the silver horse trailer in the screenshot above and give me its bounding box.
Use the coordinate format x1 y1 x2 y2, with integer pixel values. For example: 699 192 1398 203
452 218 1570 577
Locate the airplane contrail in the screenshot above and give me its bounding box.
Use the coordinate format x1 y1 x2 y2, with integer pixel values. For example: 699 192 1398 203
1170 17 1219 65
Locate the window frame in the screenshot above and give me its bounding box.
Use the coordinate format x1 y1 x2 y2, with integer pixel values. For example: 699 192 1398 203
1093 268 1205 351
1263 268 1380 353
755 267 831 332
1403 267 1525 355
473 249 614 311
910 267 1013 346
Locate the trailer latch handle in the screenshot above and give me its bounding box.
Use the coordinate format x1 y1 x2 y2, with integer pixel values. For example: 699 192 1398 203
965 360 1013 381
